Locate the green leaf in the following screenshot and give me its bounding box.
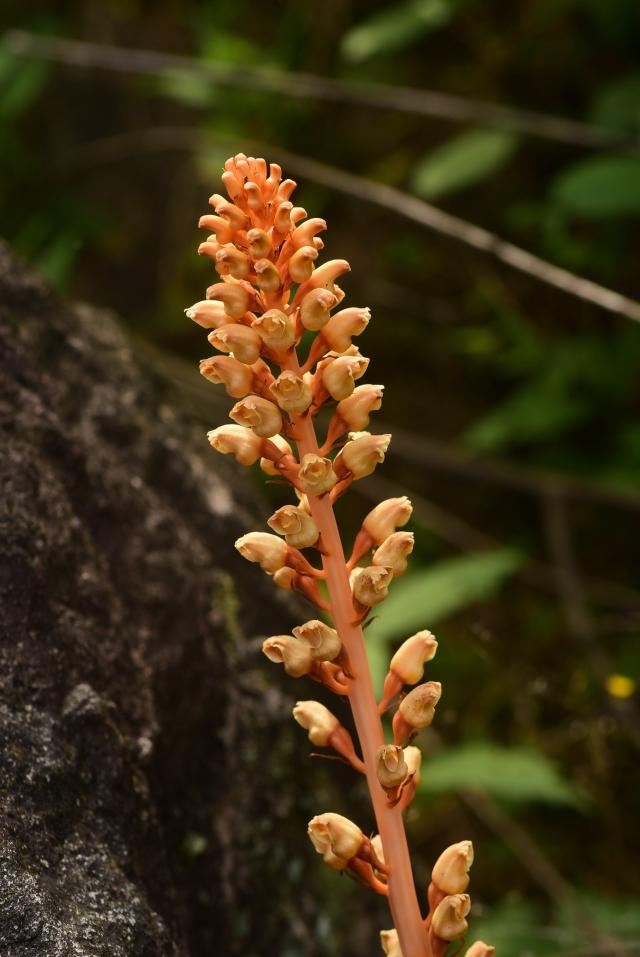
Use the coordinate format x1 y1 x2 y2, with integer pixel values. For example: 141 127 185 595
411 129 518 200
418 742 587 806
590 72 640 134
0 48 48 121
341 0 457 62
552 155 640 219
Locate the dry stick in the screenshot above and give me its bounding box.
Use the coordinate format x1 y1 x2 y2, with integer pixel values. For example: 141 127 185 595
5 29 640 152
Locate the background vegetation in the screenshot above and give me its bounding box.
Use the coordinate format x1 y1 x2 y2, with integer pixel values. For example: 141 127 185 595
1 2 639 955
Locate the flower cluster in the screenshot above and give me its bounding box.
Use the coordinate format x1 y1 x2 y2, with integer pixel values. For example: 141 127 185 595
189 153 493 957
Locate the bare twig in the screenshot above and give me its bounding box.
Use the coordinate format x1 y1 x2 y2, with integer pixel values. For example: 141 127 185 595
4 30 640 153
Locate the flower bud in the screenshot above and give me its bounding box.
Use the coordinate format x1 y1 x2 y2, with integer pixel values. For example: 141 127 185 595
268 505 319 548
229 395 283 438
336 384 384 430
351 565 393 607
215 243 250 280
254 258 281 292
274 200 293 234
206 281 250 319
293 620 341 661
210 195 249 229
235 532 288 573
270 370 313 414
252 309 296 351
293 700 339 746
380 929 403 957
198 213 234 244
208 324 262 365
199 355 253 397
465 943 495 957
335 432 391 480
322 307 370 352
375 745 408 790
272 566 297 590
431 894 471 941
372 532 414 577
322 353 370 400
247 228 272 259
243 180 263 210
300 288 337 331
292 217 326 249
207 425 263 465
263 635 312 677
185 299 229 329
363 497 413 545
307 259 351 291
307 813 364 870
398 681 442 729
403 745 422 784
289 245 318 283
198 240 220 262
432 841 474 895
390 631 438 685
260 433 294 476
299 454 337 496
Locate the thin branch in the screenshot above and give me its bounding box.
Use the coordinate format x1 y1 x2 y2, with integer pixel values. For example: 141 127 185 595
4 30 640 153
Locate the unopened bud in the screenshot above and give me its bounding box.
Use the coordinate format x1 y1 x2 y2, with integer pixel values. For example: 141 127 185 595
259 433 293 475
199 355 253 397
363 497 413 545
235 532 288 573
215 244 250 280
272 566 297 590
292 217 326 249
351 565 393 607
206 282 250 319
254 258 281 292
300 288 338 331
380 929 403 957
289 245 318 283
208 323 262 364
398 682 441 730
185 299 229 329
322 353 370 400
375 745 408 790
293 620 341 661
293 700 339 746
268 505 319 548
336 384 384 430
465 942 495 957
247 228 272 259
390 631 438 685
207 425 263 465
431 894 471 941
307 813 364 870
198 213 234 244
322 307 370 352
335 432 391 480
274 200 293 234
229 395 283 438
307 259 351 292
263 635 312 677
403 745 422 784
299 453 337 496
210 195 249 229
432 841 474 895
252 309 296 351
243 180 263 210
372 532 414 577
270 370 313 414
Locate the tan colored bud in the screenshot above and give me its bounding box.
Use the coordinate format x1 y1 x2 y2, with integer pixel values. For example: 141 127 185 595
351 565 393 607
371 834 385 869
335 432 391 480
300 288 338 331
259 433 293 476
307 813 364 870
363 497 413 545
197 240 221 262
268 505 319 548
263 635 312 677
247 227 272 259
431 894 471 941
229 395 283 438
252 309 296 351
293 700 339 746
390 631 438 685
292 217 326 249
322 353 370 400
199 355 253 398
254 258 281 292
375 745 408 790
235 532 288 573
289 245 318 283
307 259 351 291
336 384 384 430
215 243 250 280
272 566 297 590
207 425 263 465
403 745 422 784
372 531 414 577
432 841 474 895
206 281 250 319
198 213 234 244
185 299 229 329
380 929 403 957
322 307 370 352
270 370 313 414
293 619 341 661
243 180 263 210
399 681 442 729
210 195 249 229
274 200 293 234
465 942 495 957
208 324 262 365
299 453 337 496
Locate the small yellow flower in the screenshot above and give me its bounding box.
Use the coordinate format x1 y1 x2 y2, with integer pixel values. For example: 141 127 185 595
605 674 636 699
